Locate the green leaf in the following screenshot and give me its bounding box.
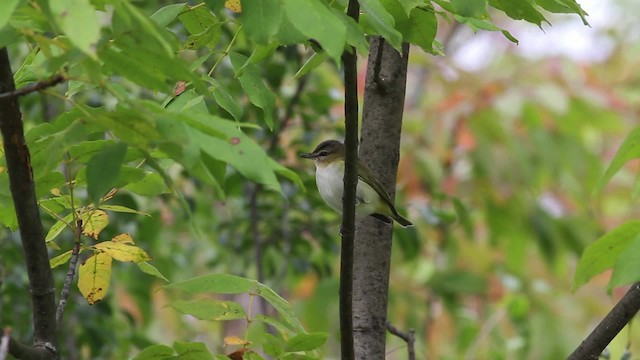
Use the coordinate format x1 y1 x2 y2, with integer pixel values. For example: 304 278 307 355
609 236 640 291
45 212 73 242
282 0 347 63
87 142 128 204
294 52 329 79
536 0 588 25
124 172 170 196
285 332 328 352
165 273 256 294
255 283 305 332
172 342 214 360
207 78 243 121
405 7 438 53
131 344 175 360
0 0 21 30
359 0 403 51
169 299 246 320
596 128 640 193
242 0 282 44
263 334 286 357
574 221 640 290
451 0 487 17
99 204 149 216
0 200 18 231
151 3 187 27
178 4 218 35
50 250 73 268
49 0 100 56
229 53 275 129
489 0 547 27
137 261 169 282
100 47 170 92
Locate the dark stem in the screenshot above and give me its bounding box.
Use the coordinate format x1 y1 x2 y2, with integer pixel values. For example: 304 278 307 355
0 74 65 100
567 282 640 360
386 321 416 360
340 1 360 359
0 48 58 358
56 220 83 327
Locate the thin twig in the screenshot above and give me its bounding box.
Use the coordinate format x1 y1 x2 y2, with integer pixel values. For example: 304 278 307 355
56 219 82 327
386 321 416 360
0 74 65 100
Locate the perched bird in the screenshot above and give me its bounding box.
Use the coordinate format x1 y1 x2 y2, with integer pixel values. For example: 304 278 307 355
301 139 413 228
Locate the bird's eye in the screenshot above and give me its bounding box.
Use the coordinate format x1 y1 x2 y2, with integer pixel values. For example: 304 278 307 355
317 150 328 156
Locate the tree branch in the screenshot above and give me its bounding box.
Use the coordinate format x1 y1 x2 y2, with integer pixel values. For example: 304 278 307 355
340 1 360 359
0 74 65 100
567 283 640 360
386 321 416 360
56 220 83 327
0 48 58 358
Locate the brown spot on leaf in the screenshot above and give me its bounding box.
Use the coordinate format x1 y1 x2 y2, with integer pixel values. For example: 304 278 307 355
230 137 240 145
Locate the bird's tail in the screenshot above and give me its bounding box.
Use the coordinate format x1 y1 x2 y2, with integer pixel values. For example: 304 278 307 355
391 211 413 228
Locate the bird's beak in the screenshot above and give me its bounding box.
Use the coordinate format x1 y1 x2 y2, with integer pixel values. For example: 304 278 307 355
300 152 316 159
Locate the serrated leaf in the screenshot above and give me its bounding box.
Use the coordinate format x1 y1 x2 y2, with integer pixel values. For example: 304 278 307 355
229 53 275 129
50 0 100 56
282 0 346 63
87 142 128 205
360 0 403 51
451 0 487 17
242 0 281 44
285 332 328 352
137 261 169 282
170 299 246 320
50 250 73 268
574 221 640 290
207 78 243 121
94 240 152 263
78 251 113 304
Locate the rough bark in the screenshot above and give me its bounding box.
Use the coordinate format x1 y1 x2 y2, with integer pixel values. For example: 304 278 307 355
0 48 58 359
353 38 410 359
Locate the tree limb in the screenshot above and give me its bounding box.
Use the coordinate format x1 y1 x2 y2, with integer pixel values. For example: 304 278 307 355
353 38 410 359
0 74 65 100
567 283 640 360
56 220 83 327
0 48 58 358
340 1 360 359
386 321 416 360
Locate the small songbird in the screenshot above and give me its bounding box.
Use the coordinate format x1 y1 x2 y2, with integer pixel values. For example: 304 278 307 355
301 140 413 227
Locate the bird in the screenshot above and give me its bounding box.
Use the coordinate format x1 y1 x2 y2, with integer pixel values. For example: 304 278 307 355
300 139 413 228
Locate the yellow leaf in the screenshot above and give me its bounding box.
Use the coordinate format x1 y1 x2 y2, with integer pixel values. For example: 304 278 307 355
224 335 250 346
78 251 112 305
81 210 109 239
94 241 152 263
112 233 134 244
225 0 241 13
50 188 61 196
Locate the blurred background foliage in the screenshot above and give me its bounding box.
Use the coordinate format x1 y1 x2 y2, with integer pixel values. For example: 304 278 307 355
1 0 640 359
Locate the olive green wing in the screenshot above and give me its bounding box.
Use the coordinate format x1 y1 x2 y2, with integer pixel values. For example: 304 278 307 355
357 159 397 213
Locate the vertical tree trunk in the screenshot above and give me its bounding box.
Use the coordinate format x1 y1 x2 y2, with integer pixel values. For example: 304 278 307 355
353 38 410 359
0 48 58 359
